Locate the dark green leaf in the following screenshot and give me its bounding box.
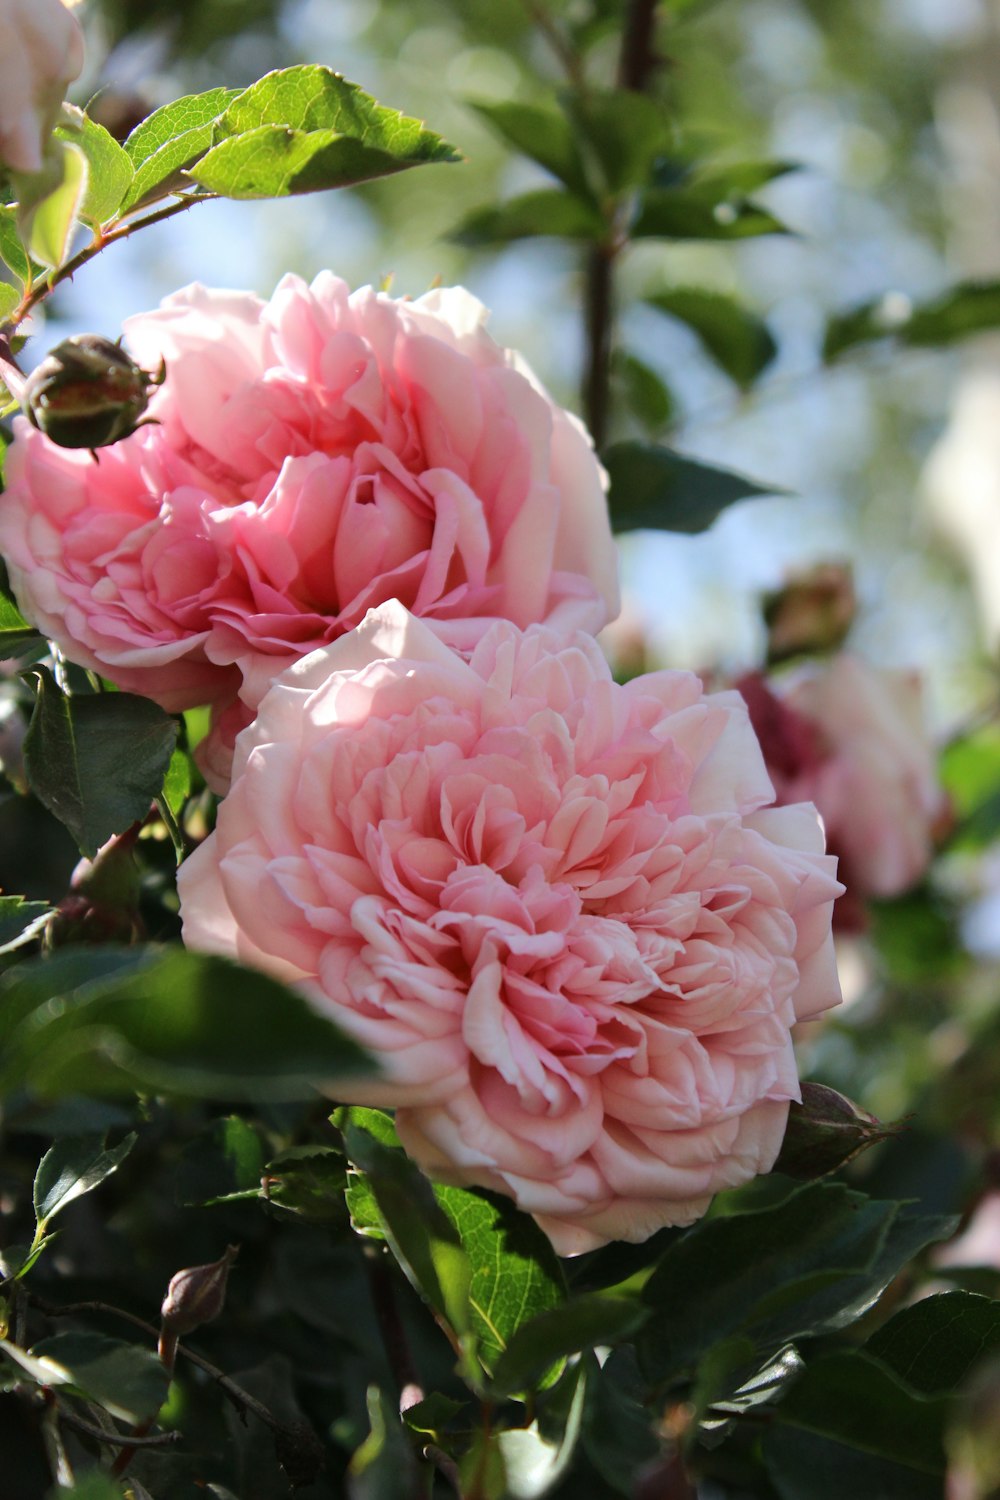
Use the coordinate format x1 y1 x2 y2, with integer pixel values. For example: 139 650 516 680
0 895 51 952
470 98 592 198
762 1350 947 1499
402 1391 468 1435
866 1291 1000 1396
343 1122 474 1345
496 1360 588 1498
23 666 179 857
645 287 777 387
57 109 134 227
0 204 30 284
349 1385 421 1499
33 1131 136 1227
568 89 670 194
611 351 676 434
452 189 605 246
603 440 777 533
50 1474 126 1500
175 1115 267 1206
491 1296 647 1398
262 1144 346 1220
633 184 787 240
0 588 43 657
435 1184 567 1375
638 1181 952 1383
825 281 1000 361
584 1349 661 1494
0 946 372 1101
27 1331 169 1423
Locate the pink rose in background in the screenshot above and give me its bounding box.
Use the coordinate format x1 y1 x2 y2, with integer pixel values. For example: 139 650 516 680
0 274 619 787
0 0 84 174
179 601 842 1254
738 655 947 925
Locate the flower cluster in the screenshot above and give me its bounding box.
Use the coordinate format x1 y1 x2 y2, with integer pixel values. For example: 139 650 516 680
1 275 843 1250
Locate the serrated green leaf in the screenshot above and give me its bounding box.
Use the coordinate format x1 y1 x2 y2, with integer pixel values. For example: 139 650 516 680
0 205 30 284
762 1350 947 1498
0 945 372 1101
646 287 777 387
435 1184 567 1375
23 667 179 857
452 188 605 246
22 139 88 269
470 98 592 198
866 1291 1000 1396
33 1131 136 1229
260 1144 345 1220
633 183 786 240
190 123 456 199
604 440 777 533
27 1331 169 1423
56 108 134 227
123 87 243 167
0 895 50 952
344 1123 474 1349
491 1296 647 1399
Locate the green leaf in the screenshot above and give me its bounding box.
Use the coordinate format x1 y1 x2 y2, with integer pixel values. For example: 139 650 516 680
0 895 51 952
123 87 243 168
603 440 777 533
762 1350 947 1499
26 1331 169 1423
824 281 1000 361
866 1291 1000 1396
23 667 179 857
491 1296 647 1399
56 109 134 228
470 98 592 198
260 1144 346 1220
161 746 192 819
646 288 777 387
569 89 671 194
611 350 676 434
343 1122 474 1348
0 586 43 658
33 1131 136 1229
584 1349 661 1493
496 1360 588 1499
638 1181 953 1383
632 183 786 240
0 282 19 326
49 1474 126 1500
188 66 460 199
435 1184 567 1375
349 1384 421 1498
0 205 30 284
451 188 605 246
0 945 372 1101
22 139 88 269
940 722 1000 852
174 1115 267 1206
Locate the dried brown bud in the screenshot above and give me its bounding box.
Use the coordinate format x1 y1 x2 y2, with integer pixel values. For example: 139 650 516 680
774 1082 900 1180
160 1244 238 1336
22 334 164 450
763 562 856 664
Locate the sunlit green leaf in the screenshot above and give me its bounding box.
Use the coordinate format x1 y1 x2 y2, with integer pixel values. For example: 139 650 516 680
33 1131 136 1228
27 1331 169 1423
491 1296 647 1398
23 666 179 857
0 895 50 952
22 139 88 269
604 440 777 533
123 88 243 169
0 205 30 284
56 108 134 227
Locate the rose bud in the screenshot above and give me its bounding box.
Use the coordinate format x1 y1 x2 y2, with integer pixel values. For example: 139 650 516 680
763 562 856 664
22 334 164 450
47 825 144 947
774 1082 899 1180
160 1244 238 1337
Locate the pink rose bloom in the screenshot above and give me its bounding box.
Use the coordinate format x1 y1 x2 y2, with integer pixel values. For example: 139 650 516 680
0 0 84 175
739 655 946 918
0 274 619 787
179 602 842 1253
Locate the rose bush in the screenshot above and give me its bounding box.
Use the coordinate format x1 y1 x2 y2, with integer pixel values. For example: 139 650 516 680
0 0 84 174
738 655 946 921
0 274 619 787
179 601 842 1253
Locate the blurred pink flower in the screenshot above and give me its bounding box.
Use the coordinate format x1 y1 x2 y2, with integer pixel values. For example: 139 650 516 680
738 656 946 924
0 0 83 174
179 602 842 1253
0 275 619 787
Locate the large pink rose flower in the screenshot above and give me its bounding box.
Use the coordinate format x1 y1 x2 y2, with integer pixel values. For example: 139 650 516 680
179 602 842 1253
738 655 947 924
0 274 619 786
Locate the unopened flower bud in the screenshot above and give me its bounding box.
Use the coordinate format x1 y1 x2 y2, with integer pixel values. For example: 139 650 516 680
22 334 164 450
763 562 856 664
774 1082 899 1180
47 826 144 947
160 1244 238 1336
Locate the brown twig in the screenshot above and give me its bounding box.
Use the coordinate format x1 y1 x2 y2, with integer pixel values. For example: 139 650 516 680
57 1406 182 1450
